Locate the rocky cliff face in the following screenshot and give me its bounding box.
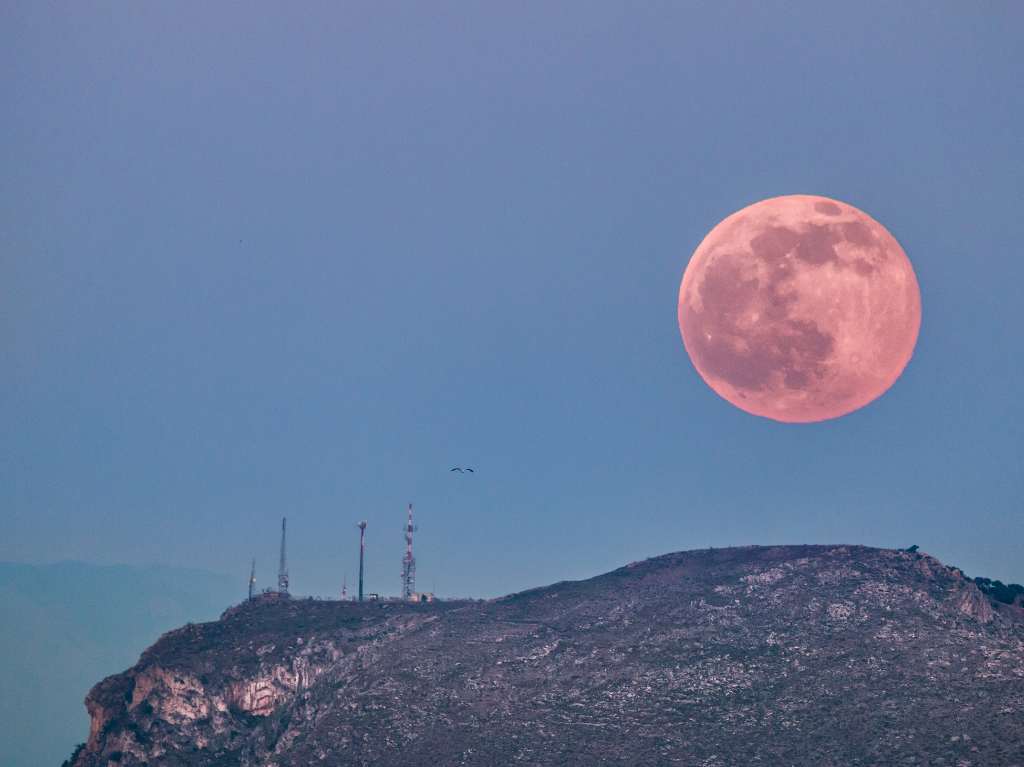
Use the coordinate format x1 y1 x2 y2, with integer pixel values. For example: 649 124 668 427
74 546 1024 766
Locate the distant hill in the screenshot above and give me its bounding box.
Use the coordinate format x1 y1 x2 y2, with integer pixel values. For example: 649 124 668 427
73 546 1023 766
0 562 237 767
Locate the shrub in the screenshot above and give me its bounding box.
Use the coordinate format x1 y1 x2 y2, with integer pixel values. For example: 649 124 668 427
61 743 85 767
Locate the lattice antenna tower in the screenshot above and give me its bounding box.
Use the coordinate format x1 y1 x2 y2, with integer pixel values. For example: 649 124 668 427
401 503 416 600
248 558 256 600
278 517 289 595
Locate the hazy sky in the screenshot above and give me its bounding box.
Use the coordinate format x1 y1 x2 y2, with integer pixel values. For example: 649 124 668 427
3 3 1021 598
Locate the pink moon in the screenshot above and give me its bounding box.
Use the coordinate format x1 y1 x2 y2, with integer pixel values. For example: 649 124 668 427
678 195 921 423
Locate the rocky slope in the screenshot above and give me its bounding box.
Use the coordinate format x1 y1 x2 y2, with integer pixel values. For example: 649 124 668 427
73 546 1024 766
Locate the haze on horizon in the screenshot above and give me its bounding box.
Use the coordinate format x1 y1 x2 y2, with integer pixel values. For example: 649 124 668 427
3 3 1022 600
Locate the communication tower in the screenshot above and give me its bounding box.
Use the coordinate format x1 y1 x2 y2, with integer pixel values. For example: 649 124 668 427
358 521 367 602
278 517 289 595
401 503 416 600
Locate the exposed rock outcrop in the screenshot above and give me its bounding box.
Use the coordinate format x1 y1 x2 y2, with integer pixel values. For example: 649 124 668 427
954 580 996 624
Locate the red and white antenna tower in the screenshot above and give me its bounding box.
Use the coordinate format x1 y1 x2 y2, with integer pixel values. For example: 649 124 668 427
401 503 416 600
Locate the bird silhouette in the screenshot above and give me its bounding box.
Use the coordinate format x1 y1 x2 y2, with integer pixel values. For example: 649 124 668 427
450 467 475 473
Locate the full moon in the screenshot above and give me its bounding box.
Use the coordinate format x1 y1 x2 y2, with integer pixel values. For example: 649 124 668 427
678 195 921 423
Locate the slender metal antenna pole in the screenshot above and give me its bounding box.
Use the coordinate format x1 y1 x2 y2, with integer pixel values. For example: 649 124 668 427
358 521 367 602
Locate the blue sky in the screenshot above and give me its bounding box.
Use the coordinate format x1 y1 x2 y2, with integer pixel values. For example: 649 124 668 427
3 2 1021 598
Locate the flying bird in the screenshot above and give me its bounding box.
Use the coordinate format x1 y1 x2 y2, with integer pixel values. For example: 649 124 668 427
450 467 475 473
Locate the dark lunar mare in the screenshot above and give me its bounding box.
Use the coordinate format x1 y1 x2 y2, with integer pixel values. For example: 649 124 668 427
685 225 840 392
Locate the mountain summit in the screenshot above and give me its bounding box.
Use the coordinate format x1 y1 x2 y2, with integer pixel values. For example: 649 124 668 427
73 545 1023 766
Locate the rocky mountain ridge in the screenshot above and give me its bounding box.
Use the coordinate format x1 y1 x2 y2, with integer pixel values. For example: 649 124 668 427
73 545 1024 766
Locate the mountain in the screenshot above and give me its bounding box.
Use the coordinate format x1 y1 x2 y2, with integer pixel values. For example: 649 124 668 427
0 562 237 767
72 546 1023 766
